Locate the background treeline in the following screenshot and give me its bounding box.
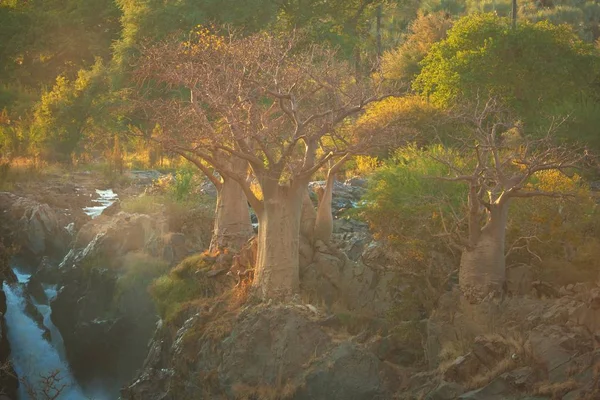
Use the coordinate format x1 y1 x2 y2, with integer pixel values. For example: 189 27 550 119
1 0 599 166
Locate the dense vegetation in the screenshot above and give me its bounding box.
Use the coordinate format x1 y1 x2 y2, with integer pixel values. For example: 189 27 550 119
2 0 600 333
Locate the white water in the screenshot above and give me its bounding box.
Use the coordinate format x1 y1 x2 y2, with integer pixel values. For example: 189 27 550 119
4 275 87 400
34 285 67 362
82 189 118 219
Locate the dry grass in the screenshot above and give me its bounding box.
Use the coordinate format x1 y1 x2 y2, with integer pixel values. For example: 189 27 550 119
438 336 474 364
440 331 541 391
0 157 47 190
465 358 516 390
533 379 579 399
229 278 252 310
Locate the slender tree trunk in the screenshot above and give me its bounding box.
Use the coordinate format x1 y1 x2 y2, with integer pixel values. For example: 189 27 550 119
512 0 518 29
253 182 303 300
300 187 317 240
459 202 509 303
209 177 253 253
314 156 348 244
314 175 335 244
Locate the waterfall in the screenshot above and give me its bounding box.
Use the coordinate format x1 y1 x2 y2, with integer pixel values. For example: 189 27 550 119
3 279 87 400
2 189 121 399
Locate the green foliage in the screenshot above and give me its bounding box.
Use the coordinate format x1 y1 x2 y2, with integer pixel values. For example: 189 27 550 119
353 96 448 150
149 253 217 322
170 167 195 202
358 145 466 257
31 59 113 162
381 11 454 84
414 13 597 113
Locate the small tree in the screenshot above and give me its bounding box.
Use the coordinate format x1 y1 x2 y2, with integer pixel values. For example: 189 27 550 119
433 99 587 303
135 28 388 300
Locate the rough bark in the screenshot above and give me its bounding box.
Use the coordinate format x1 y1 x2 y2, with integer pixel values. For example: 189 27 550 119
300 188 317 240
209 177 253 253
314 183 333 244
459 202 509 303
253 182 303 300
313 157 348 244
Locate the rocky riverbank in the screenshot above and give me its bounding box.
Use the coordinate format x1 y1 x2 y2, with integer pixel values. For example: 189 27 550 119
2 170 600 400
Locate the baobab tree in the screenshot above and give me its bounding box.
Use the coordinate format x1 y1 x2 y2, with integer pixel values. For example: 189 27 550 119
433 99 586 303
134 28 389 300
130 124 253 254
177 152 253 253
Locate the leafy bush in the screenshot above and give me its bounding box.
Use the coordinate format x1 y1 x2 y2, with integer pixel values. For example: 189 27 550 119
358 144 466 257
170 167 195 201
149 253 217 322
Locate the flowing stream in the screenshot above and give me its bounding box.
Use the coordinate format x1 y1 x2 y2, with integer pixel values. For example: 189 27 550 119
3 189 119 399
82 189 118 219
4 269 87 400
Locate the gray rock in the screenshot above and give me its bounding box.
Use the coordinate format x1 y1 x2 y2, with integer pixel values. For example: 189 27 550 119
294 342 390 400
426 381 466 400
219 304 332 392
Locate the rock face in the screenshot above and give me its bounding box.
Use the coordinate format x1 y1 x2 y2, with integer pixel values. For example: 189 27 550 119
0 192 71 261
122 304 396 400
50 211 170 395
406 281 600 400
120 176 401 400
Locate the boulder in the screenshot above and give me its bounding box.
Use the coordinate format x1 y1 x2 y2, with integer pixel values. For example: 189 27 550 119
528 324 591 382
101 199 121 217
219 305 332 392
294 342 391 400
22 291 51 341
0 192 69 260
26 274 47 304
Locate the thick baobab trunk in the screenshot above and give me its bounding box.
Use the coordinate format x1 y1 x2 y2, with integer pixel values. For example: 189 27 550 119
459 202 509 303
253 183 303 300
209 177 253 253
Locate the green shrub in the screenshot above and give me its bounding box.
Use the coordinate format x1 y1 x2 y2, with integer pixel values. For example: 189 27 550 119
171 253 213 278
358 144 466 257
149 253 217 322
170 167 195 201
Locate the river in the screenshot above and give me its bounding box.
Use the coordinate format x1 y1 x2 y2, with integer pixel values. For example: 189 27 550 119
3 188 118 399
